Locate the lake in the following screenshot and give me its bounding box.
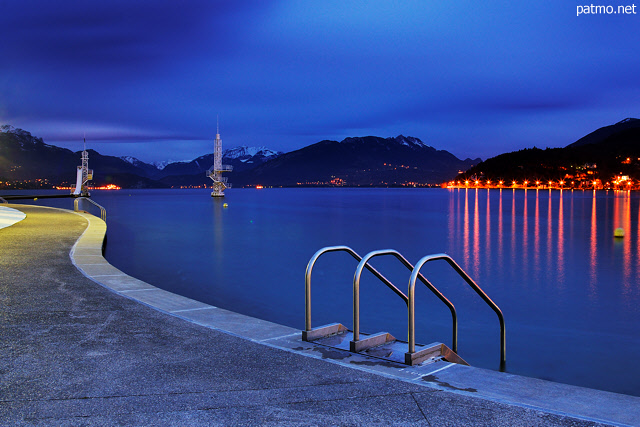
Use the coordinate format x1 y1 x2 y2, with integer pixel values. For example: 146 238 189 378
7 187 640 397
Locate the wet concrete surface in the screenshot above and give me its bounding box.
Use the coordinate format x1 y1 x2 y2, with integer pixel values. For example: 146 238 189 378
0 205 625 426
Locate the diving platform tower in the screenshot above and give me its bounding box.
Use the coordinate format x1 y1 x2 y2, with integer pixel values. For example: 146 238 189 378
72 139 93 197
206 121 233 197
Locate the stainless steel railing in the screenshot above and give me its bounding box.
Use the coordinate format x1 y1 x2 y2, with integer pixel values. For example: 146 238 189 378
305 246 505 368
352 249 458 352
305 246 402 333
0 197 7 204
74 197 106 221
408 253 506 367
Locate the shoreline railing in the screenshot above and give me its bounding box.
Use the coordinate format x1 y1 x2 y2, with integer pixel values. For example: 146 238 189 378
352 249 458 352
408 253 506 368
74 197 106 221
304 246 506 369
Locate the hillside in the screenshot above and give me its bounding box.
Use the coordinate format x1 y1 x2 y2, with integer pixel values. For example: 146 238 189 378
0 126 477 189
232 135 479 187
453 119 640 188
0 125 164 189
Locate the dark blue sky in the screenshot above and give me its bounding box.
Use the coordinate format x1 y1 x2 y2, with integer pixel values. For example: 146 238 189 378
1 1 638 162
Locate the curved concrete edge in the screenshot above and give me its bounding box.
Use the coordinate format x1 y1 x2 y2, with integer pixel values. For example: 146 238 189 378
66 209 638 427
0 205 27 229
69 210 299 343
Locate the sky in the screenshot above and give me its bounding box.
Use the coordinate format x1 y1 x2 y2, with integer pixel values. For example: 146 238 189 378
1 1 638 163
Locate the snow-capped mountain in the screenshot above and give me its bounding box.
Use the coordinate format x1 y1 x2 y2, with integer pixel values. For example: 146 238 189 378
120 156 146 167
223 146 282 160
393 135 432 149
339 135 432 150
151 161 171 170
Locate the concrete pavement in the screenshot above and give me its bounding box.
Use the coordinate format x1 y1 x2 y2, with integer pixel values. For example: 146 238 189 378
0 204 634 426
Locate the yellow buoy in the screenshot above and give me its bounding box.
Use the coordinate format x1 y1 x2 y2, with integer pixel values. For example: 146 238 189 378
614 228 625 238
33 198 38 201
223 203 228 208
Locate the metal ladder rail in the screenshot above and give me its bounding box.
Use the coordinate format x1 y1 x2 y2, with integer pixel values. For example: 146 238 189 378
353 249 458 353
304 246 405 337
408 253 506 368
74 197 107 222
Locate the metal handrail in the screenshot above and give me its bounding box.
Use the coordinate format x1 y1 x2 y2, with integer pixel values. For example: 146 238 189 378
74 197 107 221
0 197 7 204
305 246 402 333
408 253 506 367
353 249 458 351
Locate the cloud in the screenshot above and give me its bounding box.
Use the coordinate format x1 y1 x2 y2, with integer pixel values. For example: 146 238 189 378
1 0 637 163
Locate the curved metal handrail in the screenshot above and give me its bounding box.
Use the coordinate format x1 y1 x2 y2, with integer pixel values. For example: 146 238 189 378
74 197 107 222
305 246 401 332
353 249 458 351
408 253 506 367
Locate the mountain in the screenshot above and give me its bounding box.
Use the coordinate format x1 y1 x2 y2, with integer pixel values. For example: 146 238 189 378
0 126 166 189
152 146 282 181
119 156 167 179
1 125 477 189
222 146 282 172
224 146 281 159
231 135 479 187
453 118 640 186
222 146 282 173
567 118 640 148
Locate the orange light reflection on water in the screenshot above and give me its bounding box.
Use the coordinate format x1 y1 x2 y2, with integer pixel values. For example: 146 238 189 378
557 190 565 286
498 189 503 273
522 189 528 279
589 192 598 298
448 188 638 304
463 189 470 267
534 190 540 278
473 189 480 278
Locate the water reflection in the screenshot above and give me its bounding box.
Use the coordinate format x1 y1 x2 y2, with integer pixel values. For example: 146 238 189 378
498 189 503 272
473 189 480 278
450 188 638 303
589 193 598 297
546 190 553 283
558 191 564 285
522 190 528 278
533 191 540 279
511 190 516 273
463 189 470 264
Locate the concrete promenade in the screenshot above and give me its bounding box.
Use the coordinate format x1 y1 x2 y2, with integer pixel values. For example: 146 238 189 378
0 204 636 426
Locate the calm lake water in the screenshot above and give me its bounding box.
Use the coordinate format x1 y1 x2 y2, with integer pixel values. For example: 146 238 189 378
8 188 640 396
